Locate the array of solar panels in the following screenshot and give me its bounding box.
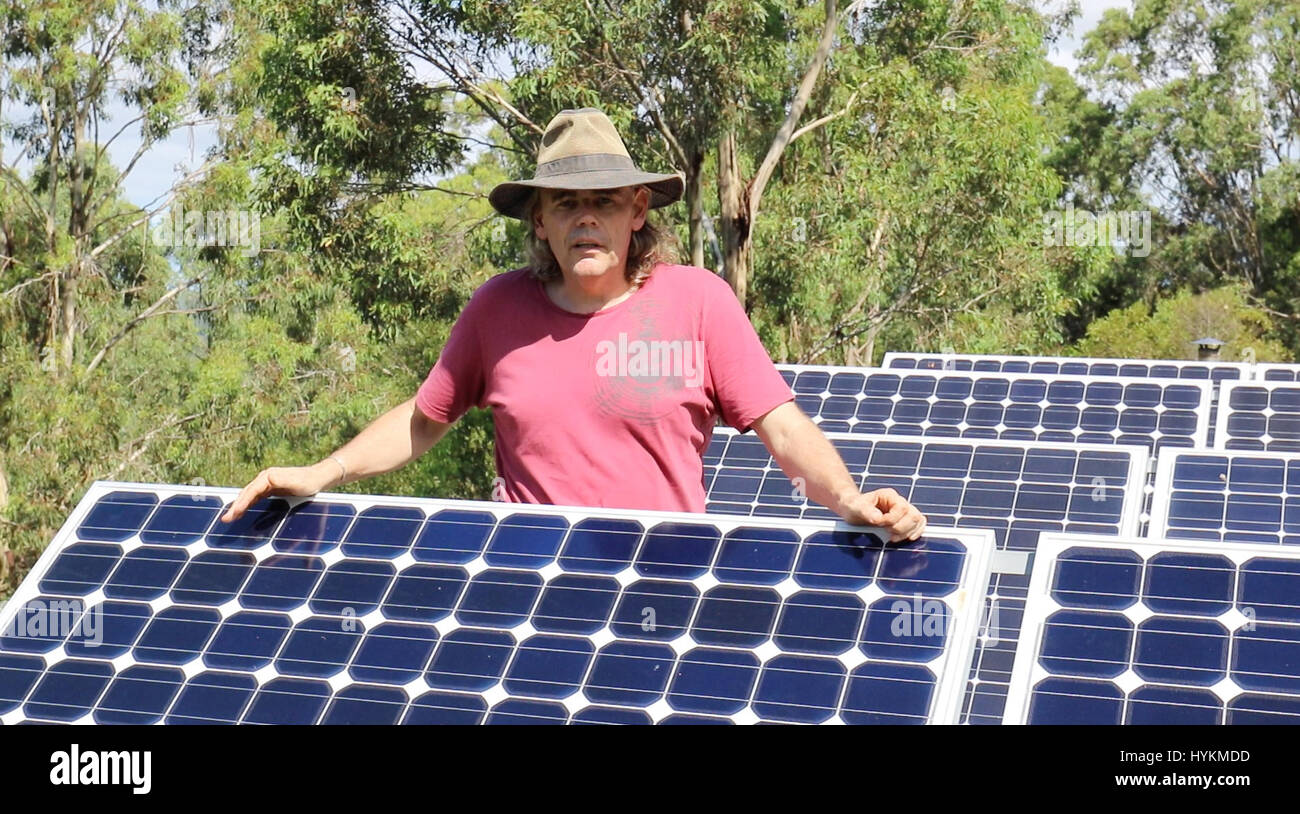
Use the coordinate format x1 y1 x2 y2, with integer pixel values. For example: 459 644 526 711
760 353 1300 724
0 484 994 726
5 348 1300 726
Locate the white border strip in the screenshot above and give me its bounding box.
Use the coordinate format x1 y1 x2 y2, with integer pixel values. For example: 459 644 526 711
1 480 998 725
1001 533 1300 724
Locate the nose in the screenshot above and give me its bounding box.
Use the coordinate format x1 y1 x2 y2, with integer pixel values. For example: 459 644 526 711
574 203 600 226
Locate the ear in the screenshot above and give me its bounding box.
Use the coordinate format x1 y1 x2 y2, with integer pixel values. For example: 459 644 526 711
532 196 548 242
631 186 650 230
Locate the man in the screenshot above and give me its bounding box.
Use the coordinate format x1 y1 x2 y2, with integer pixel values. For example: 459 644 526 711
221 108 926 541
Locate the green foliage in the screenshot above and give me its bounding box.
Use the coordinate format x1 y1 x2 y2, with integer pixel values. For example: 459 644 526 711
1055 0 1300 349
748 0 1077 362
1077 285 1291 363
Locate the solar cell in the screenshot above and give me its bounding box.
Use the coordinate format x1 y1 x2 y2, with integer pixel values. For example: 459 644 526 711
1004 534 1300 724
1215 381 1300 451
776 365 1212 454
704 427 1147 725
0 481 996 725
1149 450 1300 546
882 352 1249 383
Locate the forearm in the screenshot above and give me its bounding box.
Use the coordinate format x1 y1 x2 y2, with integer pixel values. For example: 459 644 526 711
752 402 859 515
314 397 451 487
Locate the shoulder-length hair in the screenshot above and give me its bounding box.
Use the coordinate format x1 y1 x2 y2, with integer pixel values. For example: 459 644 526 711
522 186 680 288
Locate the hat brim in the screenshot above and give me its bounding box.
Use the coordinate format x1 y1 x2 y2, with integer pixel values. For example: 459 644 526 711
489 171 684 220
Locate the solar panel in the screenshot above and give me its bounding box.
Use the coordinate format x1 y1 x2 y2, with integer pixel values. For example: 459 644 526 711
703 427 1147 725
1214 381 1300 451
1004 533 1300 724
882 351 1249 383
704 428 1147 532
0 481 996 725
1255 363 1300 382
776 365 1212 454
1149 450 1300 546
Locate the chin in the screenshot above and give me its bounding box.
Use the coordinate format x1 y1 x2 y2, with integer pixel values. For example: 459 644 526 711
571 258 613 277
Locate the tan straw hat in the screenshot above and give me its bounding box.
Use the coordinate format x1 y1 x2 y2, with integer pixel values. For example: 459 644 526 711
489 108 685 220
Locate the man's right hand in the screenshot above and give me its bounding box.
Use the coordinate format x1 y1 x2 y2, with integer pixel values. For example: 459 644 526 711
219 462 340 523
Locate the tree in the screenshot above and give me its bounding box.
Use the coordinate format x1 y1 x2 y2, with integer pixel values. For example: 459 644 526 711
1 0 206 377
1062 0 1300 352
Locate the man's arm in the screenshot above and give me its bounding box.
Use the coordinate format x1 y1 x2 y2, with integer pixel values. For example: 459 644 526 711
219 397 452 522
750 401 927 542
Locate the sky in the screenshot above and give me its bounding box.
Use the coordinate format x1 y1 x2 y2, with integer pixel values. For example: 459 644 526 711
7 0 1134 212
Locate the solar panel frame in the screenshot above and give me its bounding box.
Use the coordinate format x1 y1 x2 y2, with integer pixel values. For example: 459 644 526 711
0 480 997 726
1214 380 1300 451
776 364 1214 453
1003 533 1300 725
881 351 1251 382
1148 450 1300 544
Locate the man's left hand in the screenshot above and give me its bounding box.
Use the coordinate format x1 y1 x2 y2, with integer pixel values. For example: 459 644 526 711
837 488 927 542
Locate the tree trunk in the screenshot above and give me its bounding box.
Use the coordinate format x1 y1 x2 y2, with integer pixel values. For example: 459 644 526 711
718 129 750 307
685 148 704 268
860 323 880 366
60 270 77 370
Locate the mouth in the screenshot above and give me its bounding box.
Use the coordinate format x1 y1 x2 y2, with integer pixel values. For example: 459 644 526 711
571 239 604 252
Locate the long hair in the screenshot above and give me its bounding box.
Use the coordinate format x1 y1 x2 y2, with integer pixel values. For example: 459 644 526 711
523 187 680 288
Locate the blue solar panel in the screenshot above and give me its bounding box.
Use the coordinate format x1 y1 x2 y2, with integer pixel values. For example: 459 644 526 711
703 427 1146 725
882 352 1249 383
1150 450 1300 546
1215 381 1300 452
1005 534 1300 724
776 365 1212 454
1255 364 1300 382
0 481 996 725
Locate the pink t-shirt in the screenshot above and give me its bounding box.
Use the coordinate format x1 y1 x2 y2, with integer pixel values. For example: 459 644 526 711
415 262 794 512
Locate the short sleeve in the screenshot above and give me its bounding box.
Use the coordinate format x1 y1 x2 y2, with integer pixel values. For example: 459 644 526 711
702 275 795 431
415 289 487 423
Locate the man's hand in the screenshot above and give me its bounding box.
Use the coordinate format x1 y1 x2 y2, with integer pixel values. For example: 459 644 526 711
750 402 928 542
836 488 927 543
219 463 339 524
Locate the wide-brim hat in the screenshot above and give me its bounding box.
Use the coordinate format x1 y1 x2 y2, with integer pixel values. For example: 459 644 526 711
489 108 684 220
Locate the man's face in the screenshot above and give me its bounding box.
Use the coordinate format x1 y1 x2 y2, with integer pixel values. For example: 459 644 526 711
533 186 650 281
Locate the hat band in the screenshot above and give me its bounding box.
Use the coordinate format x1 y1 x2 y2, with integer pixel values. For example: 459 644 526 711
534 152 638 179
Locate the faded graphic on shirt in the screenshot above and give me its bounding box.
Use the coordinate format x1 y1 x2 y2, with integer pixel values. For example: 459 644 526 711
592 296 707 423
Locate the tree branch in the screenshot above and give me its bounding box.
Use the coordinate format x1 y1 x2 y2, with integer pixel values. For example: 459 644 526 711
106 411 206 479
749 0 841 223
788 88 862 145
84 272 208 375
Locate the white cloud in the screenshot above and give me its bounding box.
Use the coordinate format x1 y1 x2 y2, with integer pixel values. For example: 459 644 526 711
1046 0 1134 74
